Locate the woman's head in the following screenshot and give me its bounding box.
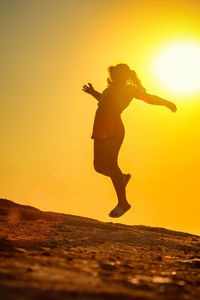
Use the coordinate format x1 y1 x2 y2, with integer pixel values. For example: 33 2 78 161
107 63 146 91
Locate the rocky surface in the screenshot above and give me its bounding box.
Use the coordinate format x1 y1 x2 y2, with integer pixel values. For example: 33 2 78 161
0 198 200 300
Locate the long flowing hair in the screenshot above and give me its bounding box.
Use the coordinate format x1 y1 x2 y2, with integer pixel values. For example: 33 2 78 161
107 63 146 92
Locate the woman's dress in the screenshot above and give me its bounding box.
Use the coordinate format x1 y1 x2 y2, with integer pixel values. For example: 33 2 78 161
91 84 149 141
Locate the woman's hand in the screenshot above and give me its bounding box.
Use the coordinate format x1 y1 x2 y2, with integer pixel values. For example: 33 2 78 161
82 83 102 101
82 83 95 94
166 101 177 112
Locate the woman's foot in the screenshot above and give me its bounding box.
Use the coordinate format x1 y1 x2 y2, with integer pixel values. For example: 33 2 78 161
109 203 131 218
124 173 131 187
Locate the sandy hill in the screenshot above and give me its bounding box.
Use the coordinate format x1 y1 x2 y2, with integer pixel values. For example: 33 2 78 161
0 198 200 300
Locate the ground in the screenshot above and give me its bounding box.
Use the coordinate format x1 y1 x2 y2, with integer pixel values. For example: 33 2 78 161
0 199 200 300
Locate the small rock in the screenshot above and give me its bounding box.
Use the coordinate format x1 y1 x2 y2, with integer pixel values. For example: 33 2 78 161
99 262 116 270
66 256 73 261
26 267 33 272
14 247 26 253
156 255 162 261
42 251 50 256
192 259 200 268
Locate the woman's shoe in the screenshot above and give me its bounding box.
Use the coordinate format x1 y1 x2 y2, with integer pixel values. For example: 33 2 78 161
109 204 131 218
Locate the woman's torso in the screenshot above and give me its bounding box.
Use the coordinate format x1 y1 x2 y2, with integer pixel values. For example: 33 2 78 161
91 84 135 140
96 83 134 116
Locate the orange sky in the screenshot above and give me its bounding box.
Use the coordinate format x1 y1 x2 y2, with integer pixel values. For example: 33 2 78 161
1 0 200 235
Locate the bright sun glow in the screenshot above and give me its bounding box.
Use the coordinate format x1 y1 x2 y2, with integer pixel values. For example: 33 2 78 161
154 41 200 94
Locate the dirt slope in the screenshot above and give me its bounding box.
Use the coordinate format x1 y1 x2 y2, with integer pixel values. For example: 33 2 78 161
0 198 200 300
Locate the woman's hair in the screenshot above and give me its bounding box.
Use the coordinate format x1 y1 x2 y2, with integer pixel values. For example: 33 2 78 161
107 63 146 91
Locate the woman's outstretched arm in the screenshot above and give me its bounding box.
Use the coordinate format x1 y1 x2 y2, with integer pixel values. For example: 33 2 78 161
82 83 102 101
135 89 177 112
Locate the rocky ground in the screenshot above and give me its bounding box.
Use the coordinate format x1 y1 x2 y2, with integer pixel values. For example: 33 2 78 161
0 199 200 300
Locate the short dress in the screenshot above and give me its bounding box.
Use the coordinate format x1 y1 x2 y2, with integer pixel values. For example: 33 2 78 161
91 112 125 140
91 84 149 141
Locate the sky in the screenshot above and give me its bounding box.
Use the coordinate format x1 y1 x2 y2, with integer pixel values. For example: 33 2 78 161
1 0 200 235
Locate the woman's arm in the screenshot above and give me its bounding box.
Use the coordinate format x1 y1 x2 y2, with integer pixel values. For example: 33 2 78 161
82 83 102 101
143 93 177 112
133 88 177 112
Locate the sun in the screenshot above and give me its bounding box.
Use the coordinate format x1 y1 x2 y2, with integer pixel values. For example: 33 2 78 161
153 41 200 94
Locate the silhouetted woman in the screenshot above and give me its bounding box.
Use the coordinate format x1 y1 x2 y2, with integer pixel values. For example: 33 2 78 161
82 63 177 218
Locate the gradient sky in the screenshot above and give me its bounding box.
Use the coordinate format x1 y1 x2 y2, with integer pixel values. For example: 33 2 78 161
1 0 200 235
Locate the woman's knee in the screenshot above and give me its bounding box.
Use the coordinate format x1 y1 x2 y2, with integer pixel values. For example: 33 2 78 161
93 159 110 175
93 160 104 173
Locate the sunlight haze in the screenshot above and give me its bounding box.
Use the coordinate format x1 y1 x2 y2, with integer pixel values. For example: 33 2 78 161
153 41 200 94
1 0 200 235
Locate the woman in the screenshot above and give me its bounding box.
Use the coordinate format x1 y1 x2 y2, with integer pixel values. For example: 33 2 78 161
82 63 177 218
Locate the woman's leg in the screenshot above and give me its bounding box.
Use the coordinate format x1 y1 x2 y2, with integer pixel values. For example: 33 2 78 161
93 139 130 185
103 137 130 209
93 138 111 176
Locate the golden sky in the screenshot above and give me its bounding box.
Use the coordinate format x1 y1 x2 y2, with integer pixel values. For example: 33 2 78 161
1 0 200 235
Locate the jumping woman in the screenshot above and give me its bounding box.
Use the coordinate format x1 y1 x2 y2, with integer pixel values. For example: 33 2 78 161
82 63 177 218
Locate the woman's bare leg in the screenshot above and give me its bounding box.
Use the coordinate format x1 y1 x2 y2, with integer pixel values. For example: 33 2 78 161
103 138 130 209
93 138 131 217
109 164 129 208
94 139 130 185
